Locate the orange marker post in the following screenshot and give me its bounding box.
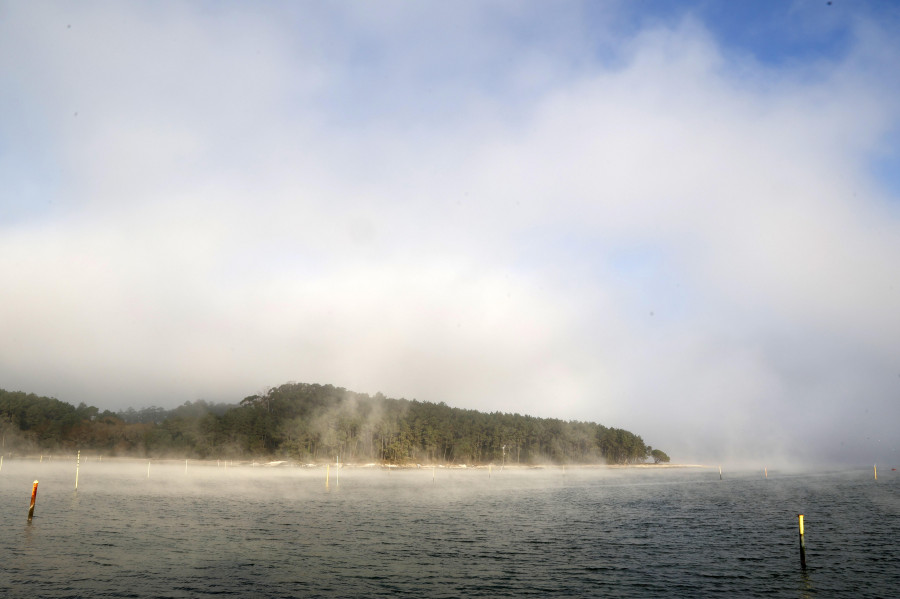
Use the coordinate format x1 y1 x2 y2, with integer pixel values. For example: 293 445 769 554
27 480 39 522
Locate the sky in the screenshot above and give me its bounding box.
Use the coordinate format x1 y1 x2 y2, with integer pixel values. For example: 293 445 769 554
2 0 899 467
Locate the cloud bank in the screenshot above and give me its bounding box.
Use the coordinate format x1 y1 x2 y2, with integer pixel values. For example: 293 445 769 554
2 1 899 466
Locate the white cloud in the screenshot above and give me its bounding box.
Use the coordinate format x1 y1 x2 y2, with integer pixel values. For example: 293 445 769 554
1 2 899 465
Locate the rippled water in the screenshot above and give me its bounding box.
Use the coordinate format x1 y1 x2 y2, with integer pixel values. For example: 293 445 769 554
1 460 897 598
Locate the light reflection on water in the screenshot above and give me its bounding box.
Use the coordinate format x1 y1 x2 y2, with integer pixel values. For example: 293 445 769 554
1 461 897 598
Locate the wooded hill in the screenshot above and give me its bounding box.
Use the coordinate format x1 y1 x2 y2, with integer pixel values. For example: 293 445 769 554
0 383 670 465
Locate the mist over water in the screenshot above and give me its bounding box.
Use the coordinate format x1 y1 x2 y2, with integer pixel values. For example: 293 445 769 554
1 459 897 598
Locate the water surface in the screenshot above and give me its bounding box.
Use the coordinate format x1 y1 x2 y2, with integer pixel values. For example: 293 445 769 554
1 460 897 597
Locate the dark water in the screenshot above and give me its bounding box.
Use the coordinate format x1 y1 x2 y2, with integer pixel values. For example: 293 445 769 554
1 460 897 598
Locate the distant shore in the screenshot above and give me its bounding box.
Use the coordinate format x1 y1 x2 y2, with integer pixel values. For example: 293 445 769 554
8 454 707 470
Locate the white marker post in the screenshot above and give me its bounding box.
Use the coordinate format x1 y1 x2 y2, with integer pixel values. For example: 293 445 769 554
75 450 80 491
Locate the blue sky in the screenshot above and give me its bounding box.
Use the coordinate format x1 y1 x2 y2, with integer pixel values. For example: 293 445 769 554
1 0 899 467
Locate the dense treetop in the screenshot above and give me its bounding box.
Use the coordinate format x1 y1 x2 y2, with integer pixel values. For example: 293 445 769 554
0 383 669 465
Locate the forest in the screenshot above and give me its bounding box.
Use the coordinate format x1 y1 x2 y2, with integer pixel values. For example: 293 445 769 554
0 383 670 465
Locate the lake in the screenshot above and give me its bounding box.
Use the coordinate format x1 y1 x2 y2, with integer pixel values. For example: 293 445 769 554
1 459 897 598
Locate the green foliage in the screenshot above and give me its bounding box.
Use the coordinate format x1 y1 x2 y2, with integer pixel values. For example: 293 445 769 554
650 448 671 464
0 383 670 465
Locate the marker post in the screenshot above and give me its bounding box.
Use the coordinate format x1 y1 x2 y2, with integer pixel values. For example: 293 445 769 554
27 480 39 522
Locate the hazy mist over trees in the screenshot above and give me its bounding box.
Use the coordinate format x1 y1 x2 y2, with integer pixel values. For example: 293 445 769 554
0 383 666 465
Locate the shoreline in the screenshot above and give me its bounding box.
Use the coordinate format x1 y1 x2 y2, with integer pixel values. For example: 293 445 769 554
6 454 707 470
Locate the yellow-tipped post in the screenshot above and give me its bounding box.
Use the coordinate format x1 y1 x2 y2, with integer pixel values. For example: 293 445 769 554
27 480 39 522
798 514 807 569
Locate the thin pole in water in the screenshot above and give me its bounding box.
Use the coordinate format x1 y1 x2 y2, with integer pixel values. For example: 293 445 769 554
718 465 722 480
765 466 768 479
27 480 39 522
432 465 436 483
336 456 339 487
874 464 877 480
75 450 80 491
185 459 188 474
147 460 151 478
326 464 330 489
798 514 807 569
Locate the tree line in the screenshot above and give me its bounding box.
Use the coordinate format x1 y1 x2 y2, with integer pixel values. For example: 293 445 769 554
0 383 670 465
